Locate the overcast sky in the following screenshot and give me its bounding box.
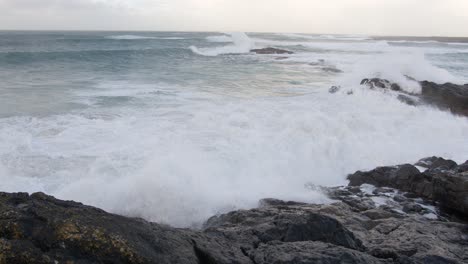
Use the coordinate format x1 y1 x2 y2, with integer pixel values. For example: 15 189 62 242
1 0 467 36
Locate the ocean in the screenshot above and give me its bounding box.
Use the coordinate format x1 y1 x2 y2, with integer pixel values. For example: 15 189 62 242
1 31 467 227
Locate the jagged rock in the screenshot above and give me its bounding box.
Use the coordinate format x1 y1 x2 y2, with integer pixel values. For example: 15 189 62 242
457 160 468 173
348 158 468 218
359 78 468 117
251 241 387 264
1 185 468 264
420 81 468 117
361 78 397 90
1 157 468 263
402 202 426 214
251 47 293 55
204 204 365 251
415 157 458 170
347 164 420 188
0 192 249 264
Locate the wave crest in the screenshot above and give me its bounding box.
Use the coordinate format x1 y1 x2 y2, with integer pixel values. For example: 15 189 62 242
190 32 254 56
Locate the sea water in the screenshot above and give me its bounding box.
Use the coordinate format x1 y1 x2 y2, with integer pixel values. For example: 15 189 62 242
0 31 467 227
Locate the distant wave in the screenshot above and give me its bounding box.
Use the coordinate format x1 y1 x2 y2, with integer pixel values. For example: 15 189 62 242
387 40 440 44
280 33 371 41
206 35 233 43
190 32 254 56
106 35 185 40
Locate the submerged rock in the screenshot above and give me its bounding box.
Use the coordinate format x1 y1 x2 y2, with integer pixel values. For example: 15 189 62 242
322 66 343 73
329 85 341 93
251 47 294 55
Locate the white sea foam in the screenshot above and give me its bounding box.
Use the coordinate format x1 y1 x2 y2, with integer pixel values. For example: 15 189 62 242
190 32 254 56
1 81 468 227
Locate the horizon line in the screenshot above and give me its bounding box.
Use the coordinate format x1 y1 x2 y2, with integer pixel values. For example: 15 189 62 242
0 29 467 39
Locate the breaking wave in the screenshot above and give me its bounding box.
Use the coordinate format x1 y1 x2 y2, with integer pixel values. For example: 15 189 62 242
190 32 254 56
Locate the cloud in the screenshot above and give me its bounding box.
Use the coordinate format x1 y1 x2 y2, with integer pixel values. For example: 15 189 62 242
0 0 467 36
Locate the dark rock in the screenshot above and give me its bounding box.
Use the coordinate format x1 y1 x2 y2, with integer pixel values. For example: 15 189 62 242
204 207 365 251
393 195 407 203
329 86 341 93
348 159 468 218
415 157 458 170
397 94 418 106
347 164 420 188
420 81 468 117
457 160 468 172
362 209 398 220
251 241 386 264
1 189 468 264
251 47 293 55
390 83 401 91
361 78 393 89
322 67 343 73
402 202 426 214
359 78 468 117
0 192 250 264
431 170 468 216
419 255 459 264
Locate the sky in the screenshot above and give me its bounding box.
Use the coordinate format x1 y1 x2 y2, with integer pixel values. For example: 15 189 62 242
0 0 467 36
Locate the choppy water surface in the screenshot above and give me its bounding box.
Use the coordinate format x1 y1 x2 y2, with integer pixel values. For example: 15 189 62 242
1 31 468 226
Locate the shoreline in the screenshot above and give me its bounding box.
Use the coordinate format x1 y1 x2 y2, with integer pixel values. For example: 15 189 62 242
1 156 467 263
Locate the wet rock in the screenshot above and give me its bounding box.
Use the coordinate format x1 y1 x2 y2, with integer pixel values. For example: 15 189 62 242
251 241 386 264
348 159 468 218
415 156 458 170
204 206 365 251
431 170 468 216
0 192 249 264
1 188 468 264
402 202 426 214
2 157 468 263
393 195 407 203
347 164 420 188
329 85 341 93
362 209 399 220
322 66 343 73
457 160 468 173
251 47 293 55
361 78 393 89
359 78 468 117
420 81 468 117
397 94 418 106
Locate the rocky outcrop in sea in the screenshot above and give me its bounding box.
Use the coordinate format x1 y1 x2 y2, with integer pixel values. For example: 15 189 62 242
1 157 467 263
357 78 468 117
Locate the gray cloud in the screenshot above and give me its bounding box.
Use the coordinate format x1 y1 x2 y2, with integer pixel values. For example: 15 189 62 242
0 0 467 36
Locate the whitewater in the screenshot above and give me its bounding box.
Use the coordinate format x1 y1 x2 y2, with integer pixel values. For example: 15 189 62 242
0 31 467 227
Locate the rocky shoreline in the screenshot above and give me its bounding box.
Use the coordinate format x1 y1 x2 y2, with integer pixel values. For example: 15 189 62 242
1 157 467 264
330 78 468 118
